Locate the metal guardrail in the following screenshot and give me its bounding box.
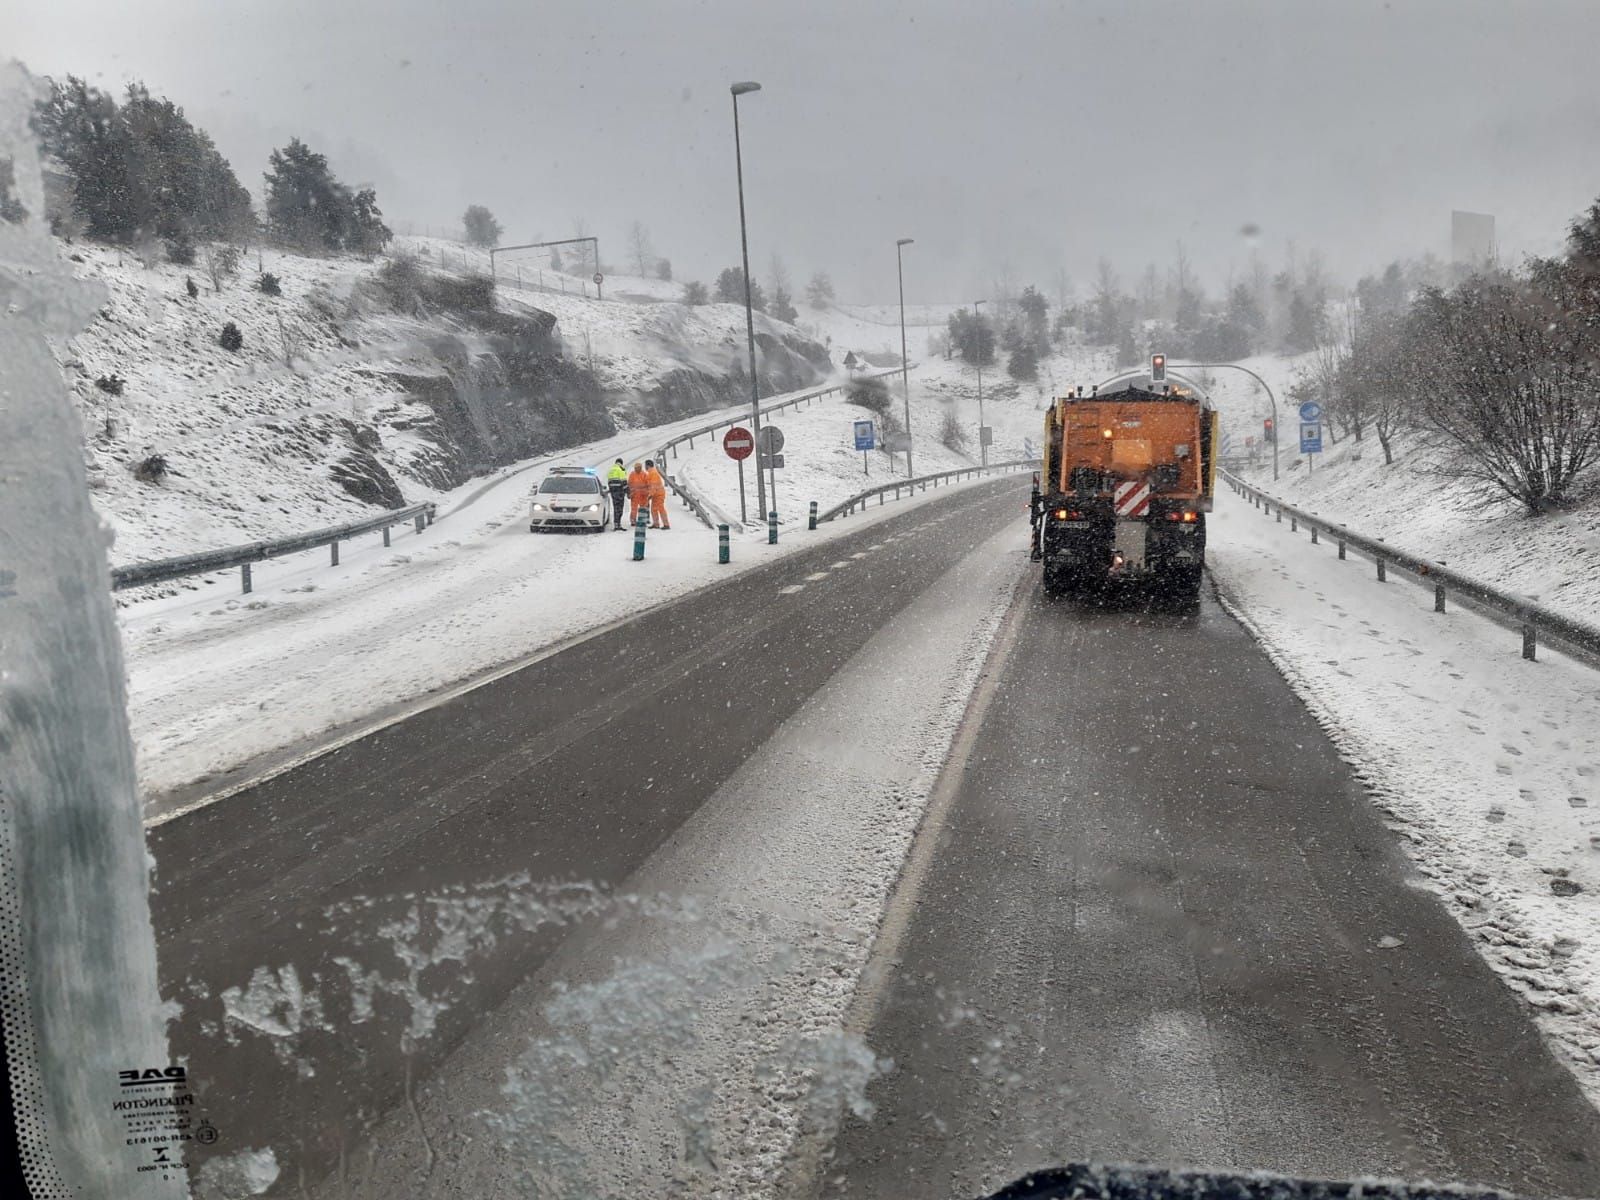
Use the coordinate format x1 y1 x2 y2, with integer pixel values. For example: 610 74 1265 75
111 502 437 595
1223 471 1600 664
657 368 904 529
818 459 1037 524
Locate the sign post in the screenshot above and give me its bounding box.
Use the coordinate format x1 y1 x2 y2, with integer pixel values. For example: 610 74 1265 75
723 426 755 523
853 418 876 476
757 425 785 517
1298 400 1323 473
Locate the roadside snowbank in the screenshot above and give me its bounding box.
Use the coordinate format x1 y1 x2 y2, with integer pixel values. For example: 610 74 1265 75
1210 488 1600 1102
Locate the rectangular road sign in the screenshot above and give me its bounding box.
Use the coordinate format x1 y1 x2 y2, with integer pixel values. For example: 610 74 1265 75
853 419 875 451
758 452 785 470
979 425 993 447
1299 423 1323 454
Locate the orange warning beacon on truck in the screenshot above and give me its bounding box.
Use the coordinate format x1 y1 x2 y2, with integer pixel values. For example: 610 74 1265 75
1033 366 1219 600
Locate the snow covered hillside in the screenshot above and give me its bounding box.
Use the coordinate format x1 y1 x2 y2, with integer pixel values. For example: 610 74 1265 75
56 236 830 571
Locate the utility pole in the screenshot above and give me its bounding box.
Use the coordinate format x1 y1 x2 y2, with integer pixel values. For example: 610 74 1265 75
974 298 987 466
897 237 915 477
731 81 767 522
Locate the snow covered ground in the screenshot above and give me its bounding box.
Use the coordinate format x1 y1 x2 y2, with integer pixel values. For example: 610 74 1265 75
1209 487 1600 1102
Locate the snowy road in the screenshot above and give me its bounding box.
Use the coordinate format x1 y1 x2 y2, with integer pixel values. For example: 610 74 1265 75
148 479 1026 1195
817 574 1600 1200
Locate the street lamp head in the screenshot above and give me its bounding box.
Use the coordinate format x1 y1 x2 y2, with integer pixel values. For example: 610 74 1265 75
897 237 914 246
731 81 762 96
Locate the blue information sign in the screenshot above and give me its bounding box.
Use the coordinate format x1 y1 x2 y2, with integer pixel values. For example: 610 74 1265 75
1299 423 1323 454
853 419 876 451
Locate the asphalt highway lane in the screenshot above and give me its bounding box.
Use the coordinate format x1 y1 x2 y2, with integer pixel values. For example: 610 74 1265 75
146 479 1025 1189
816 580 1600 1199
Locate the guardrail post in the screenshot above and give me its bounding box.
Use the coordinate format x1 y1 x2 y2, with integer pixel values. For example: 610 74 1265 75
383 526 391 547
1276 506 1282 523
330 541 339 567
241 563 252 594
1338 540 1346 560
415 513 425 534
1376 557 1386 582
719 525 730 564
767 511 778 545
1310 526 1318 545
808 500 818 530
1435 584 1446 613
633 513 647 561
1290 516 1297 532
1523 624 1537 661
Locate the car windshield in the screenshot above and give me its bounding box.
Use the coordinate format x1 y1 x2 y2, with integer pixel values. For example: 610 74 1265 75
6 4 1600 1200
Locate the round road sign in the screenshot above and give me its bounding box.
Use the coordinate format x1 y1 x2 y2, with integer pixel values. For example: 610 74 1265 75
756 425 785 454
723 426 755 461
593 272 604 286
1298 400 1323 423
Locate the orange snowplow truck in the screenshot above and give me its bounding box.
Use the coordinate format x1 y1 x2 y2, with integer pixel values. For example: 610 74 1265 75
1036 375 1219 600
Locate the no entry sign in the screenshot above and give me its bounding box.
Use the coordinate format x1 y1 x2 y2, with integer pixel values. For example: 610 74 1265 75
723 427 755 461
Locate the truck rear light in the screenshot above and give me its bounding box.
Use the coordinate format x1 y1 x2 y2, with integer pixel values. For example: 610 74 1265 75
1053 508 1085 520
1164 510 1199 523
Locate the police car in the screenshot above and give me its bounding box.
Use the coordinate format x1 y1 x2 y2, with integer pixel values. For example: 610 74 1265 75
528 466 609 532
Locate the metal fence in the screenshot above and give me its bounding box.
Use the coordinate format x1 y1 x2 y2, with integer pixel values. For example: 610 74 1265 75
1223 472 1600 665
656 369 903 529
818 460 1037 524
112 502 437 595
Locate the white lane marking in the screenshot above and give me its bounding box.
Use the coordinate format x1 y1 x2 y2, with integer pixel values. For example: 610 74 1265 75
829 560 851 569
868 543 884 550
805 572 830 581
779 584 805 594
850 552 868 559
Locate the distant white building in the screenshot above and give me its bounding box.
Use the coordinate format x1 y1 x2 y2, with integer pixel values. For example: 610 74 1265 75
1451 210 1496 272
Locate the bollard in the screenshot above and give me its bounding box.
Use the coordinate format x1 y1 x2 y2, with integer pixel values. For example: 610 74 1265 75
633 514 647 561
718 524 730 564
767 510 778 544
1435 584 1446 613
331 540 340 566
241 563 252 594
1338 540 1347 560
1376 558 1387 582
808 500 818 530
1522 624 1537 661
383 526 391 547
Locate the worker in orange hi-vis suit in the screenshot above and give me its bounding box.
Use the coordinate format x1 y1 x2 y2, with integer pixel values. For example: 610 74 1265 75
627 461 650 526
645 459 671 529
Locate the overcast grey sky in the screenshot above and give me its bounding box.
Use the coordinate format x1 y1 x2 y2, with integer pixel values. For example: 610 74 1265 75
7 0 1600 302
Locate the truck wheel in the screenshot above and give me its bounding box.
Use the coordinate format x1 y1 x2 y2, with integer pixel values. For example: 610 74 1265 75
1165 564 1204 601
1042 564 1072 599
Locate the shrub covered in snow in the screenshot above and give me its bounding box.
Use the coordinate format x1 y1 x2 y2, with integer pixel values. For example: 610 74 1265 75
132 454 168 483
219 321 243 352
94 373 125 396
939 410 968 453
165 233 195 265
256 271 282 296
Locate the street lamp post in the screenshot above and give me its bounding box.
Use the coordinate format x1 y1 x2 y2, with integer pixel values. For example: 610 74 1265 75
1170 362 1281 481
973 298 987 467
731 80 767 523
896 237 915 477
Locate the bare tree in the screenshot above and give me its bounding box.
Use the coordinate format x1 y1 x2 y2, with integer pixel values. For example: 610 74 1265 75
202 243 241 293
628 220 653 277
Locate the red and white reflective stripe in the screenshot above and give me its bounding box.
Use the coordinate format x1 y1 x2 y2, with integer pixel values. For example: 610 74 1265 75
1113 481 1151 517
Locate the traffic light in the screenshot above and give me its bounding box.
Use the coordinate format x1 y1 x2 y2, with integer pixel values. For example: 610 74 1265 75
1264 418 1275 442
1150 353 1167 384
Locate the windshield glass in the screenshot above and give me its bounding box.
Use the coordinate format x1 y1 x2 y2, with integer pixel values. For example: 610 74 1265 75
4 4 1600 1200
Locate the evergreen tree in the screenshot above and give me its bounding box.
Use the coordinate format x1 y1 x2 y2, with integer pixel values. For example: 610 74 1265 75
770 284 799 324
681 280 709 305
462 204 503 248
715 266 766 311
805 271 835 307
